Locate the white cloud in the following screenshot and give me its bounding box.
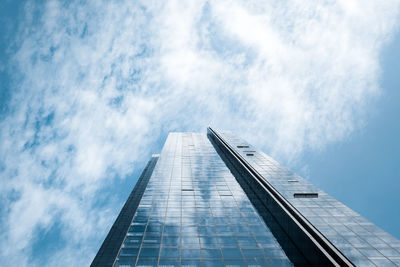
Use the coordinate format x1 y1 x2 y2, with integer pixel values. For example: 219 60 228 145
0 0 399 265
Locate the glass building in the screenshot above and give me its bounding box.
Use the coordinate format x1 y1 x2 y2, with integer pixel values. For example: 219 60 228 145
92 128 400 267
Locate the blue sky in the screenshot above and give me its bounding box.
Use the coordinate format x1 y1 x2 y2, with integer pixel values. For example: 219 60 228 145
0 0 400 266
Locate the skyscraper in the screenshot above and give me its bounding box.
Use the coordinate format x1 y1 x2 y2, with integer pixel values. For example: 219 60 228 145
92 128 400 267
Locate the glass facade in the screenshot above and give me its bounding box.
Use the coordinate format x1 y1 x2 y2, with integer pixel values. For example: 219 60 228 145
115 133 291 267
218 131 400 266
93 129 400 267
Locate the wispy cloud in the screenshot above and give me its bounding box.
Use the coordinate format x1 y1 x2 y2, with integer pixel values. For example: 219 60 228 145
0 0 399 265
